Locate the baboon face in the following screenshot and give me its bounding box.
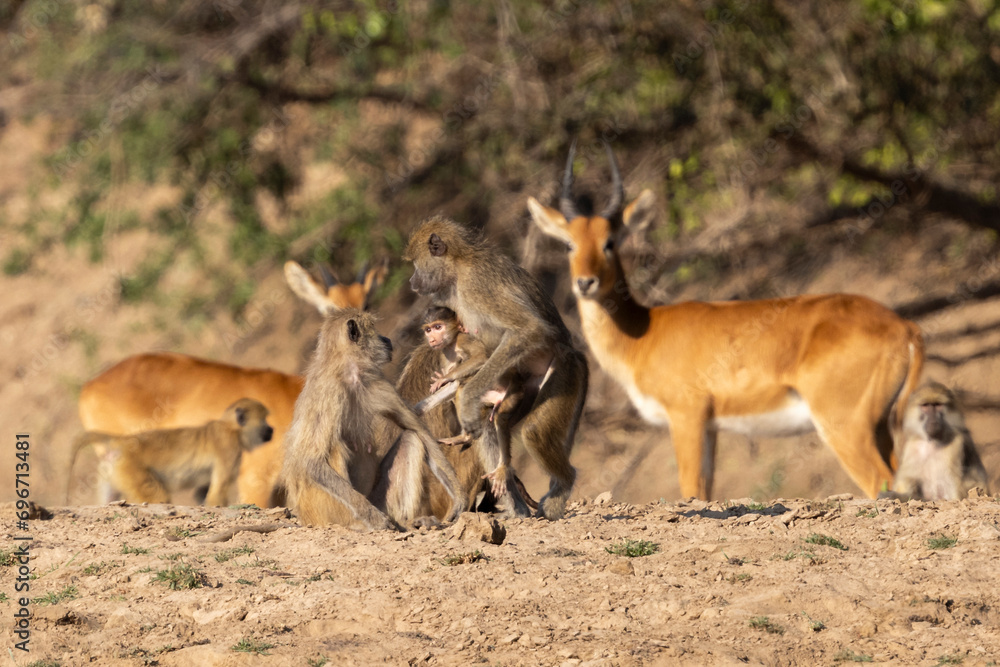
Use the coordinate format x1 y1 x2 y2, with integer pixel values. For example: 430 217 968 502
223 398 274 449
423 319 455 350
404 219 464 297
323 309 393 366
911 383 958 443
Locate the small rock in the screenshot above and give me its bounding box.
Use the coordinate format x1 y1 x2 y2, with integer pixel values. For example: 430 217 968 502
595 491 613 505
826 493 854 501
856 620 878 638
607 560 634 575
446 513 506 545
500 632 521 645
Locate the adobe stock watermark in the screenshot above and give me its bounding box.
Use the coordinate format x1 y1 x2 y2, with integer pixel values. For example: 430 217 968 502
844 130 956 243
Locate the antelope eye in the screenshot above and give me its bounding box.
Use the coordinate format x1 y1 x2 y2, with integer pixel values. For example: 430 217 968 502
603 239 615 253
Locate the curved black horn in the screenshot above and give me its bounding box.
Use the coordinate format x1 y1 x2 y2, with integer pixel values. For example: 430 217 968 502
318 265 338 289
601 140 624 220
559 140 579 220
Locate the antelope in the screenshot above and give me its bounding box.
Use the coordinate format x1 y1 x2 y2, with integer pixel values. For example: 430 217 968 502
74 260 387 507
527 144 925 499
284 258 389 314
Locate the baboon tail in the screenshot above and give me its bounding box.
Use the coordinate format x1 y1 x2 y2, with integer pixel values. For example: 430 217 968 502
889 325 925 461
66 431 113 504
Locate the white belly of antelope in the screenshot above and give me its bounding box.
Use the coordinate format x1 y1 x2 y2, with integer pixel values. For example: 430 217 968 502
712 397 816 438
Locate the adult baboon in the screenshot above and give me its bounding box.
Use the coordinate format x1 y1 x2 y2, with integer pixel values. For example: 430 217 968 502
405 218 589 520
888 382 990 500
281 309 463 530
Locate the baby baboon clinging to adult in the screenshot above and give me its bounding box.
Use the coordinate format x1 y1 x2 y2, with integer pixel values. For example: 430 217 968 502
281 308 463 530
405 217 588 520
415 306 536 516
887 382 990 500
68 398 273 506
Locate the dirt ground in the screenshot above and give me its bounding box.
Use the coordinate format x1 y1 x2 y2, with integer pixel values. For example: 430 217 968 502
3 492 999 667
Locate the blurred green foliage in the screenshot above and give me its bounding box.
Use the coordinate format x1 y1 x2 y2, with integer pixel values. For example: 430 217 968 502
1 0 997 310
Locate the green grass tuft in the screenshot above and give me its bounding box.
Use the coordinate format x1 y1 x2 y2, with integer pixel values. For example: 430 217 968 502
605 539 660 558
927 534 957 550
804 533 848 550
231 637 275 655
748 616 785 635
153 564 205 590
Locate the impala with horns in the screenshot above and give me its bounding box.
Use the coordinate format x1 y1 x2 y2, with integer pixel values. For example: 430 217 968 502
75 259 387 508
527 143 924 500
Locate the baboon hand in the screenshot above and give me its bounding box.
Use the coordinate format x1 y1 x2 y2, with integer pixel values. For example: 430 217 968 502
429 371 453 394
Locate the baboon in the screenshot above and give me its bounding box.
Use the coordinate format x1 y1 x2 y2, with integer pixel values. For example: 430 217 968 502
404 217 589 520
76 259 385 508
414 306 536 516
887 382 990 500
281 308 463 530
68 398 274 506
78 353 301 507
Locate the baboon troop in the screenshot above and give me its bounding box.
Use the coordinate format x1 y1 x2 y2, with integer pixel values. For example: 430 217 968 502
69 398 273 506
280 308 463 530
69 145 994 534
887 382 990 500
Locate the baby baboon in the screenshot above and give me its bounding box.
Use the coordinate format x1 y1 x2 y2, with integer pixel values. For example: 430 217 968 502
415 306 536 516
888 382 990 500
69 398 273 506
281 308 463 530
405 217 589 520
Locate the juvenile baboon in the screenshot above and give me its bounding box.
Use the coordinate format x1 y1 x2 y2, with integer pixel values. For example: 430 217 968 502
69 398 274 506
404 217 589 520
281 308 463 530
888 382 990 500
78 353 301 507
414 306 536 516
77 260 386 508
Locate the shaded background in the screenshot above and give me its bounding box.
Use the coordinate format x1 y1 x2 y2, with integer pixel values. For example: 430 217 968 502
2 0 999 506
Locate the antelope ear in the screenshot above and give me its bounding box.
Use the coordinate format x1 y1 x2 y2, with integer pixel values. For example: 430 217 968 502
285 261 336 315
622 189 657 235
527 197 574 247
428 233 447 257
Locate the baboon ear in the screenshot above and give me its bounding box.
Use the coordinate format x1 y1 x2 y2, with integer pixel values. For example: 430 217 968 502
347 319 361 343
235 407 248 426
428 233 447 257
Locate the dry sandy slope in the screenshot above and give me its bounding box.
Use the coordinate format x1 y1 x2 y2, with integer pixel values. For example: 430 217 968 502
4 494 999 666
